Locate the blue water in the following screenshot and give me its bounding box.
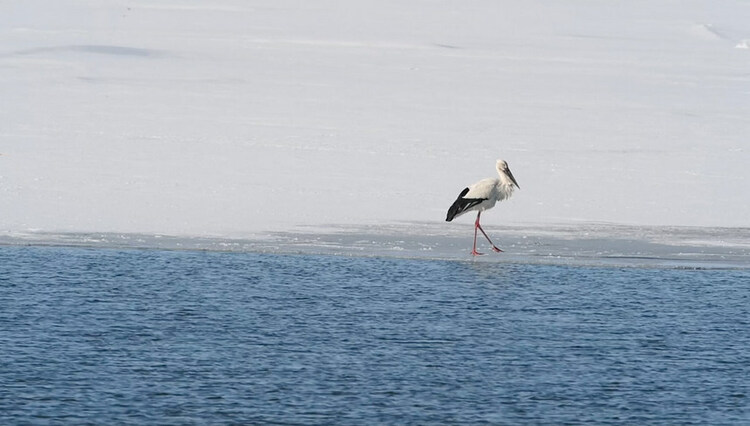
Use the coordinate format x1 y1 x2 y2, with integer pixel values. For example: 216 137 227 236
1 246 749 424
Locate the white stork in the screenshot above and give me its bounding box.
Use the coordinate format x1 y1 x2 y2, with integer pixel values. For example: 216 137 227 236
446 159 520 255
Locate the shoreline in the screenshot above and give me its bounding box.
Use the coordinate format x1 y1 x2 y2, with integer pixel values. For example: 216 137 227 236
3 222 749 270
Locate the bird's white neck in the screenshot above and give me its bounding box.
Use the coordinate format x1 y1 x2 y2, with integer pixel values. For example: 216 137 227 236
495 177 516 200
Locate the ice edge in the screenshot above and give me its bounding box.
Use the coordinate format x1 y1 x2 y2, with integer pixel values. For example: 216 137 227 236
1 222 749 270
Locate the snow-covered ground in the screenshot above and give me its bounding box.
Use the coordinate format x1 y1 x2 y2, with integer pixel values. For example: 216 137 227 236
2 1 749 241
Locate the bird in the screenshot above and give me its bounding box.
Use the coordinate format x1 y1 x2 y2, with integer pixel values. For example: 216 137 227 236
446 159 520 256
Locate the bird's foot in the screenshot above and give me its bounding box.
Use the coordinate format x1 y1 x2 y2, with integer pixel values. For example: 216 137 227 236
471 250 484 256
491 246 504 253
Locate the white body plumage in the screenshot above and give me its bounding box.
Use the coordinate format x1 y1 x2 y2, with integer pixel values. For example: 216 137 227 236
456 176 514 217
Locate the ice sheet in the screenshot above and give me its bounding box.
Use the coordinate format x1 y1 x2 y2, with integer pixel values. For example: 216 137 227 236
1 1 749 237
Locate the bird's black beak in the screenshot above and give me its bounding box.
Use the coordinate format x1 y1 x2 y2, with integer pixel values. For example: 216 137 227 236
507 167 520 189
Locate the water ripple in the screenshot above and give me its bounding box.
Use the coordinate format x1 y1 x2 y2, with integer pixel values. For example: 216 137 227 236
1 246 749 423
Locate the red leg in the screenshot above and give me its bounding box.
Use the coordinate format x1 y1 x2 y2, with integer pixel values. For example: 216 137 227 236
471 212 483 256
475 212 503 253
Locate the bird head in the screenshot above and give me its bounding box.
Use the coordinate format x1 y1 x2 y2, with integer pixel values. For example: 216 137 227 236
496 159 520 189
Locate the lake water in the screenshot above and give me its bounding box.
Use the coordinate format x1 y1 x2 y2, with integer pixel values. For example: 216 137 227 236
2 245 749 424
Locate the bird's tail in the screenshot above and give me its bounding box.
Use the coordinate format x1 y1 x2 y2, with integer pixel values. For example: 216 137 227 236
446 188 484 221
446 201 462 222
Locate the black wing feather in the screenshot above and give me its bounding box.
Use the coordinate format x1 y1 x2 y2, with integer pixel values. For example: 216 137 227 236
446 187 487 222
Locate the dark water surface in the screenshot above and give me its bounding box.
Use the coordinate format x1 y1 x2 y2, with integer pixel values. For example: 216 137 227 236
1 246 749 424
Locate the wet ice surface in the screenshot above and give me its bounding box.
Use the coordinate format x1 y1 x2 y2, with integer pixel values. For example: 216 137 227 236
3 223 749 269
